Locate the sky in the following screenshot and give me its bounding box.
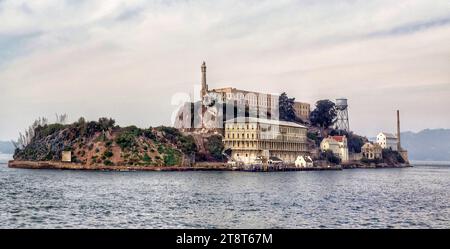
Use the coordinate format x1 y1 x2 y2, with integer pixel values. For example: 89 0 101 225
0 0 449 140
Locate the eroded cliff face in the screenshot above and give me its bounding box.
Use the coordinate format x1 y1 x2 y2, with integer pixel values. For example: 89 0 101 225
13 119 204 167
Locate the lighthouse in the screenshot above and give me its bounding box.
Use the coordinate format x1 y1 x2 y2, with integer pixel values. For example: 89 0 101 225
200 61 208 98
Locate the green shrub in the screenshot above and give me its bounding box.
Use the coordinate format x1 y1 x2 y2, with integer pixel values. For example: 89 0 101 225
123 125 141 136
98 117 116 131
157 126 181 142
205 135 224 161
157 145 165 154
103 150 113 158
143 128 156 140
163 147 180 166
35 123 65 138
116 131 137 149
104 159 113 166
143 153 152 163
180 135 197 154
320 150 341 164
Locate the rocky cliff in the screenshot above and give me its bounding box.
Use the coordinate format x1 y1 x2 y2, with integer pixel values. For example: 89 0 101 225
13 118 223 167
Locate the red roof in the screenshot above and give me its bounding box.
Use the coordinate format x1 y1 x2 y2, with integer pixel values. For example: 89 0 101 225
331 135 345 142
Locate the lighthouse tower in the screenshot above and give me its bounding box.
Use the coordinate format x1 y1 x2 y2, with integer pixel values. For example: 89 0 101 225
200 61 208 98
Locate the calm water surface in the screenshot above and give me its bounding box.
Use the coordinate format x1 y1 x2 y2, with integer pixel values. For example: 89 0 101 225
0 163 449 228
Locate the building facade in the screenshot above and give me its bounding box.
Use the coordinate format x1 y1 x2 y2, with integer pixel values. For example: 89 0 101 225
293 102 310 121
200 62 310 120
223 117 309 164
376 132 398 151
320 135 349 162
361 142 383 160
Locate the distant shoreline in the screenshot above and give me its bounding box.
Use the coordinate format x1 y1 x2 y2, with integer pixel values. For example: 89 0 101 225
410 160 450 166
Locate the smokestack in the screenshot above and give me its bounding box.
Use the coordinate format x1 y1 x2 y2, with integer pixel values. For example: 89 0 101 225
397 110 401 151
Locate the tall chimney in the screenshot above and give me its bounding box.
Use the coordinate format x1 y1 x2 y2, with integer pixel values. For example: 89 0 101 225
397 110 401 151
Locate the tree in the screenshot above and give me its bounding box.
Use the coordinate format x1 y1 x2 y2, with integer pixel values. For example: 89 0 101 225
320 150 341 164
55 113 68 124
310 100 337 133
98 117 115 131
206 135 225 161
12 117 48 149
278 92 297 122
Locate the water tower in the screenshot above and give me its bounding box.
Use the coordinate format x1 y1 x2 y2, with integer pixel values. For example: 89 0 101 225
335 98 350 132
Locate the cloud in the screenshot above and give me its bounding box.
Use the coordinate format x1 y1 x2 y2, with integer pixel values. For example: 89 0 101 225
0 0 449 140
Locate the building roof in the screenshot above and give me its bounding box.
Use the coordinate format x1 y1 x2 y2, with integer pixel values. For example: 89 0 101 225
379 132 397 139
362 142 382 149
269 156 283 161
225 117 307 128
330 135 345 142
210 87 309 105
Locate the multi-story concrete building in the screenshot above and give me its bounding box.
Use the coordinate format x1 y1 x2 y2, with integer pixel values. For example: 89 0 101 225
200 62 310 119
293 102 310 121
320 135 349 162
223 117 309 164
376 132 397 151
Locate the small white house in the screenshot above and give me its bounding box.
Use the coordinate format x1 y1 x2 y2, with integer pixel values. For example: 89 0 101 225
295 155 313 167
376 132 397 151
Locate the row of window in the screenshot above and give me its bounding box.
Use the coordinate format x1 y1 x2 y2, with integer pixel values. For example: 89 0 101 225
225 141 307 151
225 124 306 135
225 132 306 141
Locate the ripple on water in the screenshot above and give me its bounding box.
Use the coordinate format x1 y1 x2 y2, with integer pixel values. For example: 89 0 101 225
0 164 449 228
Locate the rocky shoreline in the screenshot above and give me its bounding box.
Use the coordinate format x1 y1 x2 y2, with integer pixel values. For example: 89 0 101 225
8 160 410 172
341 161 411 169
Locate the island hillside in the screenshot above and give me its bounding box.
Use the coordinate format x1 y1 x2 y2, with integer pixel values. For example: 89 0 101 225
12 117 224 167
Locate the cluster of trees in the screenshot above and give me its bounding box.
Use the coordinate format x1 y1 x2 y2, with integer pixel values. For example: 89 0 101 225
329 129 366 153
319 150 341 164
205 135 225 161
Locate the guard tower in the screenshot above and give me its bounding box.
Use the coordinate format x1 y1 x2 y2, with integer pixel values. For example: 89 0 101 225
335 98 350 132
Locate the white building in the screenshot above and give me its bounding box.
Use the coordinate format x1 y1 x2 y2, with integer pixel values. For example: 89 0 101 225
295 155 313 167
376 132 398 151
320 135 349 162
223 117 309 164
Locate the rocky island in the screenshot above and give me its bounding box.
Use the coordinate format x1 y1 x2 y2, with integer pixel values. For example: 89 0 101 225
8 62 411 171
9 115 409 172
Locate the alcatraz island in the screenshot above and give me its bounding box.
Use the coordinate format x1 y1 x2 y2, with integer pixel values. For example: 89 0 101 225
9 62 409 172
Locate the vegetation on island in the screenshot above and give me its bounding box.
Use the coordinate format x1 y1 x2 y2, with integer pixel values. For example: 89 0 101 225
309 100 337 134
279 92 302 123
12 116 231 167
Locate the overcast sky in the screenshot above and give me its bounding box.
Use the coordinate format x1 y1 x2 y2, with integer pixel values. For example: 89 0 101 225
0 0 449 140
